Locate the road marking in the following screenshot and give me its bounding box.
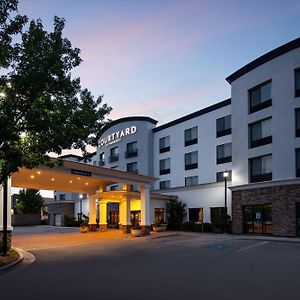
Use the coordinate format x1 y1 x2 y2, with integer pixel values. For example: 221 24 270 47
236 241 269 252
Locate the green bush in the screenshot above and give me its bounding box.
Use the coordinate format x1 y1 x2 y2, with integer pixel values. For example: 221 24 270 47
179 222 213 232
64 215 80 227
166 200 187 230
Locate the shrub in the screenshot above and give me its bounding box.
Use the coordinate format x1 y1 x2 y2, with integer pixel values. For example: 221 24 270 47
179 222 213 233
64 215 80 227
166 199 187 230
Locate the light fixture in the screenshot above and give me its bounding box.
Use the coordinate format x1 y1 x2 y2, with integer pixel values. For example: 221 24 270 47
30 175 35 179
223 171 229 178
85 182 89 186
51 178 55 181
37 171 41 175
69 180 73 183
77 177 80 180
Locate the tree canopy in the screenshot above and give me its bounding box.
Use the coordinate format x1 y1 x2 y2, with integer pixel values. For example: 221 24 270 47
16 188 44 214
0 0 112 184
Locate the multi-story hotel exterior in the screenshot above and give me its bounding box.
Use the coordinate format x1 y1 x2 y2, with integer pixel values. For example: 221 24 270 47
52 37 300 237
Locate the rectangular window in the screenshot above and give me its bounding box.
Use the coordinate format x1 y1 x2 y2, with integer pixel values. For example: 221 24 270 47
295 69 300 97
250 155 272 183
59 194 65 201
185 176 198 186
127 162 138 174
185 151 198 170
160 158 170 175
296 149 300 177
216 143 232 164
189 208 203 223
159 136 170 153
185 126 198 146
216 115 231 138
249 81 272 113
126 141 138 158
109 147 119 163
210 207 226 224
155 208 165 223
159 180 171 189
216 170 232 182
249 118 272 148
296 109 300 137
99 152 105 166
110 185 118 191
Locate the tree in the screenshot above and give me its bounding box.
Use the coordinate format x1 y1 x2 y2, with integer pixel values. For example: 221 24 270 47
166 199 187 230
0 1 112 184
16 189 44 214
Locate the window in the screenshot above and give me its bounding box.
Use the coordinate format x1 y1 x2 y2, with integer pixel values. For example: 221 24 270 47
216 143 232 164
296 149 300 177
249 81 272 113
295 69 300 97
296 109 300 137
216 170 232 182
216 115 231 138
109 147 119 163
249 118 272 148
210 207 225 224
250 155 272 183
59 194 65 201
159 180 171 189
131 210 141 224
185 151 198 170
159 136 170 153
126 141 138 158
189 208 203 223
110 185 118 191
155 208 165 223
185 176 198 186
160 158 170 175
185 126 198 146
127 162 138 174
99 152 105 166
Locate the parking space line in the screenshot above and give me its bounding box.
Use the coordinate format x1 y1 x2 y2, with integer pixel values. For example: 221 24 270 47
236 241 269 253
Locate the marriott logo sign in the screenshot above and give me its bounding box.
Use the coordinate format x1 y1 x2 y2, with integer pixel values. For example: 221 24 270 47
99 126 137 147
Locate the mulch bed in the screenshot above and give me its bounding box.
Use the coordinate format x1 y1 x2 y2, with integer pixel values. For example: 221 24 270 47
0 249 19 267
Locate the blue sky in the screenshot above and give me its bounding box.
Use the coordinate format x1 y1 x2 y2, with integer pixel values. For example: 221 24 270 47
18 0 300 125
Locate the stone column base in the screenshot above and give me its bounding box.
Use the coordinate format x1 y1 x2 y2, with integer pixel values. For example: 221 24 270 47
120 225 131 234
88 224 97 232
141 225 151 236
99 224 107 232
0 230 12 251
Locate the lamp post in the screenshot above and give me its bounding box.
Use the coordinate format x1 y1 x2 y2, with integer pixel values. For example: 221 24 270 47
79 194 83 222
223 171 229 216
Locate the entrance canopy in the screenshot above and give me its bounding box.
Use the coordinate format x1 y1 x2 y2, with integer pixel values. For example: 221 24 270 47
11 159 157 193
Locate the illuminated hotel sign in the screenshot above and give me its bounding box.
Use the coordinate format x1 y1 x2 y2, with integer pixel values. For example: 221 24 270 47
99 126 137 147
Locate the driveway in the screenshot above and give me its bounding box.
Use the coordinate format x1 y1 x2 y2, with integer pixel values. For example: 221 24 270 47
2 227 300 300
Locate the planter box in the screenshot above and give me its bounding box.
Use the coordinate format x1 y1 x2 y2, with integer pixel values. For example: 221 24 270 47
131 229 142 237
80 226 89 233
153 224 167 232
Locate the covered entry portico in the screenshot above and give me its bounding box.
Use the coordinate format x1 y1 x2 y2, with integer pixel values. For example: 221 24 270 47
1 159 158 248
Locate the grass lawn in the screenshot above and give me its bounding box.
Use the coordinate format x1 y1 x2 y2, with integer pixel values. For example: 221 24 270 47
0 249 19 267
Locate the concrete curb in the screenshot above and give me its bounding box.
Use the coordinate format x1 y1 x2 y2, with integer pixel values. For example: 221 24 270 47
0 247 24 271
234 235 300 244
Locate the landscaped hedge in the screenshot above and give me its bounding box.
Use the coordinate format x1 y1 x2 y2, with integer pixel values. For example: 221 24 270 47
179 222 214 232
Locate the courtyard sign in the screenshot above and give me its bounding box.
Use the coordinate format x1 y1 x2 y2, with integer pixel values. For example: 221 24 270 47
99 126 137 147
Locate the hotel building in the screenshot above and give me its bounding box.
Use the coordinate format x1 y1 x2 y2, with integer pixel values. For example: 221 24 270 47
52 37 300 237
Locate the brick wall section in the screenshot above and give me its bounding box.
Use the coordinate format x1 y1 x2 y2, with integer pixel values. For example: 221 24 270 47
47 202 74 226
12 213 41 226
0 231 12 250
232 184 300 237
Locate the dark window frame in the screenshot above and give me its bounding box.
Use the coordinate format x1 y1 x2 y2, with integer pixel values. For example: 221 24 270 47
125 141 138 158
185 151 198 170
185 176 198 186
249 154 272 183
216 143 232 164
159 180 171 190
249 117 272 148
159 158 171 175
184 127 198 147
296 148 300 177
216 115 232 138
127 161 138 174
295 108 300 137
295 68 300 98
159 136 170 153
109 147 119 163
249 80 272 114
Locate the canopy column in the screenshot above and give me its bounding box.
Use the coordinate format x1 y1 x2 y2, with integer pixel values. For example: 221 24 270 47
120 195 131 233
140 184 151 235
99 200 108 232
88 195 97 231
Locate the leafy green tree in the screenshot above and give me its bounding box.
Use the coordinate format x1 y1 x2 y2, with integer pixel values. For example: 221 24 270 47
16 189 44 214
166 199 187 230
0 1 112 184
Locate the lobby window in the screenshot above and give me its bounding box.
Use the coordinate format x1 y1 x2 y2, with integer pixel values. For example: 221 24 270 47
295 109 300 137
126 141 138 158
159 180 171 189
59 194 65 201
189 208 203 223
249 118 272 148
295 69 300 97
159 136 170 153
185 126 198 146
216 143 232 164
160 158 170 175
216 170 232 182
211 207 225 224
155 208 165 223
127 162 138 174
99 152 105 166
249 154 272 183
185 151 198 170
296 149 300 177
109 147 119 163
185 176 198 186
216 115 231 138
249 80 272 114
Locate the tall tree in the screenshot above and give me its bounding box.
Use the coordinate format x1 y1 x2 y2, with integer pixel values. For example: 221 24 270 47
16 189 44 214
0 1 112 184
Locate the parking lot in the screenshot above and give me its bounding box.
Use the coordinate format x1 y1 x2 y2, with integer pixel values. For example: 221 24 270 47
1 226 300 300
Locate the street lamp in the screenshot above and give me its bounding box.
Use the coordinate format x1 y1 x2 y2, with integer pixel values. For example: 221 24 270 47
78 194 83 221
223 171 229 216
